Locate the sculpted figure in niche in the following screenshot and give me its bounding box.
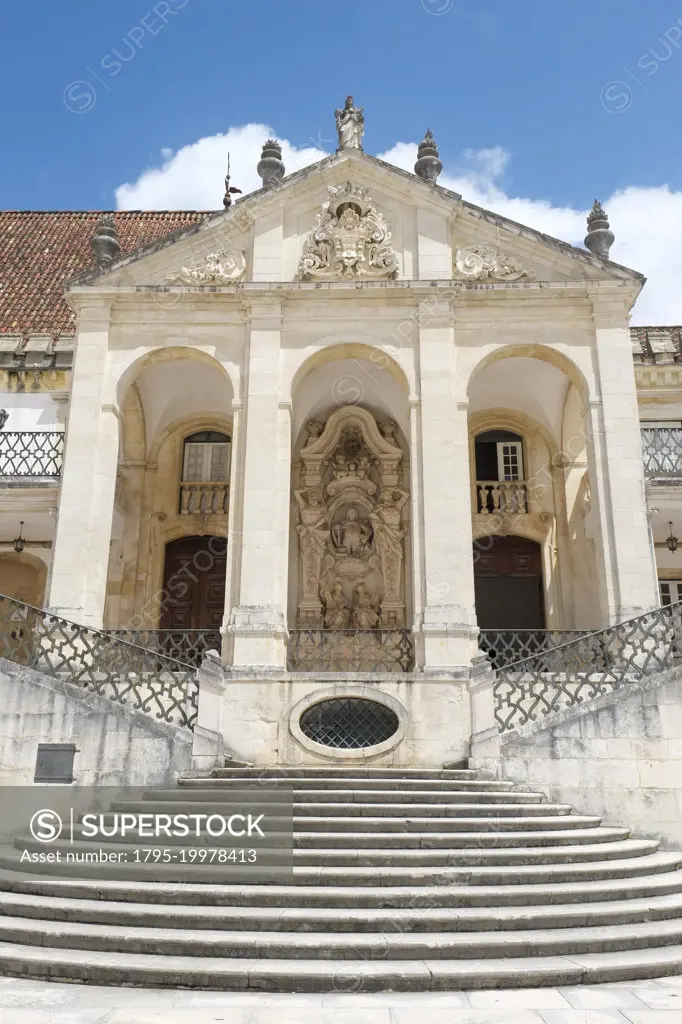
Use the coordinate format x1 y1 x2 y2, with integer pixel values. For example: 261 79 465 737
320 581 349 629
331 507 373 556
371 489 408 556
351 581 380 629
295 488 328 558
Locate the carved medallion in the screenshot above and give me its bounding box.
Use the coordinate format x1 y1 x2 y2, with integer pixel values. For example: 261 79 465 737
454 243 535 282
164 249 246 285
297 183 399 281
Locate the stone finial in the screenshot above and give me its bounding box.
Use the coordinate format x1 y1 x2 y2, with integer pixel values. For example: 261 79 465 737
90 214 121 266
414 129 442 183
257 139 286 188
584 199 615 259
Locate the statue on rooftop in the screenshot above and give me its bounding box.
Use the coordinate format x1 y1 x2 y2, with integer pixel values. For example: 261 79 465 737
335 96 364 151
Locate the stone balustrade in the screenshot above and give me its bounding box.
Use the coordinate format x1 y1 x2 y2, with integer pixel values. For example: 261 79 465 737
476 479 528 514
179 481 229 515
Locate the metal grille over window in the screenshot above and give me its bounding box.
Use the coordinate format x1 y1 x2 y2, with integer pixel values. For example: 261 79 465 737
299 697 399 749
180 430 230 515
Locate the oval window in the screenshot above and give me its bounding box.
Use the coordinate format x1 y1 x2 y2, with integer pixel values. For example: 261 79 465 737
299 697 399 750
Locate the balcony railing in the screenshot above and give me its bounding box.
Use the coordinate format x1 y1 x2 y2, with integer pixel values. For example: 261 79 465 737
287 629 415 673
179 481 229 515
0 431 64 478
476 480 528 514
641 427 682 476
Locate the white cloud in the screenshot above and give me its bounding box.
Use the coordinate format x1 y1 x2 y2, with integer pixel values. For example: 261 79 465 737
116 127 682 325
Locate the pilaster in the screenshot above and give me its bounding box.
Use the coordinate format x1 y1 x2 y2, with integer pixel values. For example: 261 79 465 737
48 301 119 628
226 300 289 668
417 299 478 674
591 298 659 620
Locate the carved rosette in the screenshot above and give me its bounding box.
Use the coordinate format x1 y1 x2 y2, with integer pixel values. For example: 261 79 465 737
294 407 408 636
164 249 246 285
297 183 399 281
454 243 535 283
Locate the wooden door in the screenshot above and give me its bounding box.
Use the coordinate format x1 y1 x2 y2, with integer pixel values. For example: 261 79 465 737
160 536 227 631
473 535 545 629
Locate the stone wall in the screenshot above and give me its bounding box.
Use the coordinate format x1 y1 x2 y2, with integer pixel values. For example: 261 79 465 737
474 663 682 848
0 657 192 786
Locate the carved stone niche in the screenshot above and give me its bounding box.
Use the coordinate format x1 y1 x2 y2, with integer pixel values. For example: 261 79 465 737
294 407 408 631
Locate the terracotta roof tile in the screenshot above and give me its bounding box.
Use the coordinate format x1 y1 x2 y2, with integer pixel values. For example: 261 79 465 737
0 210 209 337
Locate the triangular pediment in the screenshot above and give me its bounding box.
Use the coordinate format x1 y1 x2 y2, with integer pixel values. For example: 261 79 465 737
67 148 643 293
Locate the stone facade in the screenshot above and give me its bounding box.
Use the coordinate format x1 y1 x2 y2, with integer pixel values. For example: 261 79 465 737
1 141 679 768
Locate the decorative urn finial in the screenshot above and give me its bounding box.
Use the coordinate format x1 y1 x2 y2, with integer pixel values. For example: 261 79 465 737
90 214 121 266
584 199 615 259
257 139 286 187
414 129 442 183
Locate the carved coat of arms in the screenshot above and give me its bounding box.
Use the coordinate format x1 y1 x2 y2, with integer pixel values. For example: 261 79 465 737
297 183 399 281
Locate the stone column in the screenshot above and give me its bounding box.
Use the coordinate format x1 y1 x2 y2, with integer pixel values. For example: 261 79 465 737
226 301 289 669
220 398 243 664
417 298 479 674
590 302 659 620
48 302 119 628
408 397 425 636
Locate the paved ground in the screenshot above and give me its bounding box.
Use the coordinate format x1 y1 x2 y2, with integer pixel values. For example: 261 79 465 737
2 976 682 1023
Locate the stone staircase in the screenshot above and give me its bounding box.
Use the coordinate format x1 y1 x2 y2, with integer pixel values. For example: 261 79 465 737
2 765 682 990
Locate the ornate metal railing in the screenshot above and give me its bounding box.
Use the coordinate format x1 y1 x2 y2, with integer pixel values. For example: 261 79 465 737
0 431 64 477
641 427 682 476
107 629 222 668
479 629 591 668
494 601 682 733
0 595 199 729
179 482 229 515
287 629 415 673
476 480 528 514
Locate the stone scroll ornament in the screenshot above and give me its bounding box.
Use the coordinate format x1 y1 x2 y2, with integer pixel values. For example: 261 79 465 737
164 250 246 286
454 243 535 282
297 182 399 281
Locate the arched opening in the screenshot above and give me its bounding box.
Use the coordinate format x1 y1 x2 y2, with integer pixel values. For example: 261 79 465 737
473 535 545 630
159 535 227 658
287 347 413 671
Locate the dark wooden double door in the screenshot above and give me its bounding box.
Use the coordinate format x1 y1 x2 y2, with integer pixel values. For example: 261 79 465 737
473 535 545 629
160 536 227 632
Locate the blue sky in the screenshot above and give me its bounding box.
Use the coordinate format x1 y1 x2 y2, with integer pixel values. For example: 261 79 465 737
3 0 682 321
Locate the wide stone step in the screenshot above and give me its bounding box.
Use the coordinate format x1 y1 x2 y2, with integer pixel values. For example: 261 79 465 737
292 827 630 849
293 814 603 832
208 768 485 780
6 888 682 932
5 913 682 960
4 868 682 907
15 836 656 868
143 788 547 804
180 777 517 792
3 848 679 885
1 940 682 989
112 799 566 818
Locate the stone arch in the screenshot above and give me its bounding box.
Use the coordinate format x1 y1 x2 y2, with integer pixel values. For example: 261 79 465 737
288 340 413 403
466 343 590 406
113 345 238 410
0 553 47 606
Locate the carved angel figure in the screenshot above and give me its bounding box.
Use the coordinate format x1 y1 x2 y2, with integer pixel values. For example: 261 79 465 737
320 581 349 629
295 489 328 559
350 582 380 629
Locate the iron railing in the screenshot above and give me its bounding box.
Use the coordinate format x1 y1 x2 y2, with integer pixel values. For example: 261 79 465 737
107 629 222 668
479 629 591 668
641 427 682 476
494 601 682 733
0 595 199 729
476 480 528 514
287 629 415 673
0 431 64 477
